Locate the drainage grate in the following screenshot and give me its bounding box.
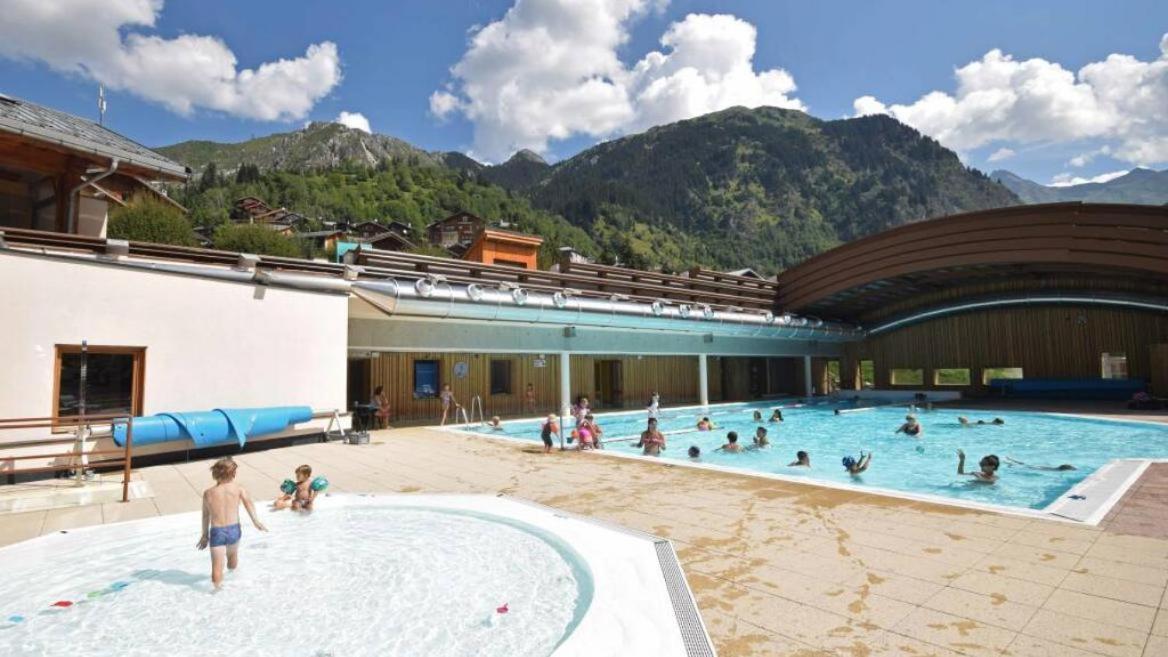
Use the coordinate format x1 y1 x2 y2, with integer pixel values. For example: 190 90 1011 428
655 540 717 657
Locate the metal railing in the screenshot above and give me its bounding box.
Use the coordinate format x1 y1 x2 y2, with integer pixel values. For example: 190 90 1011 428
0 414 135 503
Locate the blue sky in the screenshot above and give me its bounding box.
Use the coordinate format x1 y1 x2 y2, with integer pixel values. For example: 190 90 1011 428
1 0 1165 184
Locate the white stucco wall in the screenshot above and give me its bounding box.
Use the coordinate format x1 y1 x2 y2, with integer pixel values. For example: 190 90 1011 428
0 251 349 446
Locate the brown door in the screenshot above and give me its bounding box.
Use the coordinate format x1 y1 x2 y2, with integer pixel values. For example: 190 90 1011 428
347 359 371 410
594 360 624 408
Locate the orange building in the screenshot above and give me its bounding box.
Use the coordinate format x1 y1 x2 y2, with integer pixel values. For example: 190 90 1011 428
462 228 543 269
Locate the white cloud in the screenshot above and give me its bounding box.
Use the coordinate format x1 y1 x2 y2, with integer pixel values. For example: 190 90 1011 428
1049 169 1129 187
335 111 371 133
853 33 1168 166
987 147 1015 162
433 1 804 161
0 0 341 121
1067 145 1111 167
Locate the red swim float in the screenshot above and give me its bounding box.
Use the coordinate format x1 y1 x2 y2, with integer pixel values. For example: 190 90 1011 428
51 601 73 608
495 603 508 614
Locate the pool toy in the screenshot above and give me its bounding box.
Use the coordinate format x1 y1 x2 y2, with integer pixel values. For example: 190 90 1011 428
310 476 329 492
7 615 24 623
496 603 509 614
51 601 73 608
280 479 297 495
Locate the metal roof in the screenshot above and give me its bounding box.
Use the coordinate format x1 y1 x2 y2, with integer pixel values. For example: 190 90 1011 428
0 93 189 180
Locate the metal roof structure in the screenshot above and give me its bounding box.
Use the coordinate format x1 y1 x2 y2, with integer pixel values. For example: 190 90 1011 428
0 93 188 180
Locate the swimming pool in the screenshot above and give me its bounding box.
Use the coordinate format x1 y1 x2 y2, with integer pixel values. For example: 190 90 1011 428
461 401 1168 511
0 498 592 657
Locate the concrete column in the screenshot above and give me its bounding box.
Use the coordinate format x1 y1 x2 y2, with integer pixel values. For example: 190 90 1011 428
802 355 814 397
698 353 710 409
559 351 572 419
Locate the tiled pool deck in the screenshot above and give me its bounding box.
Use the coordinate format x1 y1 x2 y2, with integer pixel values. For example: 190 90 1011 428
3 422 1167 657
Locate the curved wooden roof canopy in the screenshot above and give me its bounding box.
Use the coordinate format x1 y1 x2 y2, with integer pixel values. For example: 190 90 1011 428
775 203 1168 326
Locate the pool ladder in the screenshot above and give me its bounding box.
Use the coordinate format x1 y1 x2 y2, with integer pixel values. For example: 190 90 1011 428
467 395 485 426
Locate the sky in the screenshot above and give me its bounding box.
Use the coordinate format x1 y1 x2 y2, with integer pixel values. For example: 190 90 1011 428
1 0 1165 186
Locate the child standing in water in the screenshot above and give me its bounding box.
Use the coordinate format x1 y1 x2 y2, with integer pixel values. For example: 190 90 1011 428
197 457 267 589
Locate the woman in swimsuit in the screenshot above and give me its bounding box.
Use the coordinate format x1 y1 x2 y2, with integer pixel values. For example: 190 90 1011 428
635 418 666 456
439 384 459 425
896 414 922 437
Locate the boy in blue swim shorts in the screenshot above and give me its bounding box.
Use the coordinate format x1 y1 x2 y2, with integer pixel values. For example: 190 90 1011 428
197 457 267 589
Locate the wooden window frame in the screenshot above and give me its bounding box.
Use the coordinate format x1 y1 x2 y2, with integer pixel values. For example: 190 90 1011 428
889 368 924 386
52 344 146 431
933 368 972 386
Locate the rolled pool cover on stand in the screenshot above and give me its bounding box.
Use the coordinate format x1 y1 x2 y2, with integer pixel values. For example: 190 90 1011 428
111 406 314 448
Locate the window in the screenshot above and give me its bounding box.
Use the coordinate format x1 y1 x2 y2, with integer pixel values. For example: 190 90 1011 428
889 368 924 386
1101 353 1128 379
413 360 440 399
859 360 875 389
934 368 971 386
982 367 1023 385
54 345 144 420
490 359 513 395
825 360 840 393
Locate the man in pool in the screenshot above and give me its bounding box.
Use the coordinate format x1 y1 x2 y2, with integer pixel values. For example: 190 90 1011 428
957 449 1000 483
788 451 810 467
896 414 923 437
634 418 666 456
688 445 701 459
197 457 267 590
717 431 743 453
1004 456 1075 471
769 409 784 423
843 451 872 477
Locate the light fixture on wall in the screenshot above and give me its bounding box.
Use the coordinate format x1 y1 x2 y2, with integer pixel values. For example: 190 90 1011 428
563 326 577 338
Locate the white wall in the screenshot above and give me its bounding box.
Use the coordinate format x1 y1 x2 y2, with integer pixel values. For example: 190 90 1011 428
0 251 349 447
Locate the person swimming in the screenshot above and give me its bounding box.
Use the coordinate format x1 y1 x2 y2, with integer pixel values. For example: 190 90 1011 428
752 410 763 422
896 414 922 437
957 449 1000 483
1004 456 1074 471
788 450 810 467
696 416 715 431
842 451 872 477
769 409 783 423
688 445 701 459
751 426 770 448
718 431 743 453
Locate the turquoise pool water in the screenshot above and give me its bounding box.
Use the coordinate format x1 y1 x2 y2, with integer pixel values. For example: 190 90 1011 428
464 401 1168 510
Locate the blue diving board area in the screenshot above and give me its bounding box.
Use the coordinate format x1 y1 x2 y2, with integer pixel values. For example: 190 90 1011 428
111 406 314 448
988 378 1145 400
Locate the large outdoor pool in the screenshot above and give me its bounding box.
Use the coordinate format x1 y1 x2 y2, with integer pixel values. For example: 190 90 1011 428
463 400 1168 510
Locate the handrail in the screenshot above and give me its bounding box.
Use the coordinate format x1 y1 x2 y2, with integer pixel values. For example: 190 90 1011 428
0 414 135 503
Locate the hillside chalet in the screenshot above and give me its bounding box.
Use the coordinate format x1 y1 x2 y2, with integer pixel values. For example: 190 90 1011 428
426 211 484 247
0 93 189 236
231 196 306 226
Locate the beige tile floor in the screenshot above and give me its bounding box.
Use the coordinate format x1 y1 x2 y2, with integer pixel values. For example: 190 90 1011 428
3 429 1167 657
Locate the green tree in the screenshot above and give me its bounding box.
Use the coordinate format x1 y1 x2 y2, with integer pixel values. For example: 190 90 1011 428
211 224 300 258
198 162 220 192
107 195 196 247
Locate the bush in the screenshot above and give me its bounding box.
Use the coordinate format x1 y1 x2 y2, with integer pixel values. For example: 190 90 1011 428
107 196 196 247
211 224 301 258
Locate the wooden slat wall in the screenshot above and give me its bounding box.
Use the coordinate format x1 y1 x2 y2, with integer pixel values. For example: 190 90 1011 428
367 352 730 421
845 306 1168 393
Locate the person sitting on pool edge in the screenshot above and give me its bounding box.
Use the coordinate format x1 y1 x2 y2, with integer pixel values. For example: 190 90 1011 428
896 414 922 437
957 449 999 483
788 451 810 467
751 426 770 448
769 409 784 423
696 416 716 431
717 431 743 453
634 418 666 456
842 451 872 477
272 464 316 511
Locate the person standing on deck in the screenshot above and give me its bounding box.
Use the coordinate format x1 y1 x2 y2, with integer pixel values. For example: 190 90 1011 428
440 384 460 425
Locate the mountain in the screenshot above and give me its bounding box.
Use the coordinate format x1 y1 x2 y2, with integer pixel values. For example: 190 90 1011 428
158 108 1020 273
512 107 1019 271
991 168 1168 205
157 122 443 172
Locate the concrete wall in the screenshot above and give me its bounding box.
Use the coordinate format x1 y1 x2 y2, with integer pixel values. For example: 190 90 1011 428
0 251 349 451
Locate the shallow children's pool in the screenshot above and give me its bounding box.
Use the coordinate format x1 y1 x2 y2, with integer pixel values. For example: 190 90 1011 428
465 401 1168 510
0 500 592 657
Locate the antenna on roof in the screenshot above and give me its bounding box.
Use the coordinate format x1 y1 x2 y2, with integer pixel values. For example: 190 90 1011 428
97 85 107 126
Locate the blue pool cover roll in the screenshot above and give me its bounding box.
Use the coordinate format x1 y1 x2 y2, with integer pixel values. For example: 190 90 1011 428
111 406 313 448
